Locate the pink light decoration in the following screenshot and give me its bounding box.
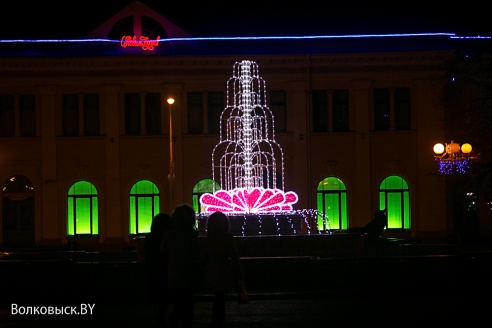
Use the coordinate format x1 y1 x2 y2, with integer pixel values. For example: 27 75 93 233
200 187 298 214
200 60 300 214
120 36 160 50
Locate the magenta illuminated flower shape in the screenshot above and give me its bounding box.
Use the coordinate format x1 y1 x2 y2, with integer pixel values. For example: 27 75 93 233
200 187 298 213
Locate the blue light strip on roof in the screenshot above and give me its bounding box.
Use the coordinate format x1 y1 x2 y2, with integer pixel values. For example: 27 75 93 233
0 32 459 43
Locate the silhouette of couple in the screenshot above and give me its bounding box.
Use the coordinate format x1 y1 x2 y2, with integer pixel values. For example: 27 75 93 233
144 204 245 328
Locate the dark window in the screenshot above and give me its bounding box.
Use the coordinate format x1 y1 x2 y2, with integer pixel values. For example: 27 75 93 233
0 95 15 137
374 88 390 131
142 16 168 39
270 91 286 132
108 16 134 40
187 92 203 134
145 93 161 135
20 95 36 137
208 92 223 134
125 93 141 135
62 94 79 136
312 90 328 132
83 94 100 136
395 88 411 130
333 89 349 132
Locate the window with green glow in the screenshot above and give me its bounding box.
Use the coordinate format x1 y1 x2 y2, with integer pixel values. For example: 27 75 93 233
192 178 221 213
316 177 348 231
379 175 410 229
129 180 160 235
67 181 98 235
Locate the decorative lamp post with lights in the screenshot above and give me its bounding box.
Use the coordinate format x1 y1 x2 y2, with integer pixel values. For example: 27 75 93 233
433 140 478 243
167 97 175 208
433 140 477 174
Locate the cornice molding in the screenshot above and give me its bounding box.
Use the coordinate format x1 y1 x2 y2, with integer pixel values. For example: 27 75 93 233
0 51 452 75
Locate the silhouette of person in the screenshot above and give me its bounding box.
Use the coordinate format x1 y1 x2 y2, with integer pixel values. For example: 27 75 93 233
161 204 199 328
144 212 173 327
200 211 245 328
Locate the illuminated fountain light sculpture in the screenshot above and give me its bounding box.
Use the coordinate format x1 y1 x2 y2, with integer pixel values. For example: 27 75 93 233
199 60 326 235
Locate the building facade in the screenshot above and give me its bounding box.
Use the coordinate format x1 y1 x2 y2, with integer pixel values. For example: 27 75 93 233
1 2 490 249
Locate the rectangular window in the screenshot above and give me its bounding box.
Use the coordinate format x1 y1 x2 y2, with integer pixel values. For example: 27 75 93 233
83 94 100 136
270 91 286 132
145 93 161 135
374 88 390 131
395 88 411 130
19 95 36 137
125 93 141 135
62 94 79 136
0 95 15 137
187 92 203 134
208 92 223 134
333 89 349 132
312 90 328 132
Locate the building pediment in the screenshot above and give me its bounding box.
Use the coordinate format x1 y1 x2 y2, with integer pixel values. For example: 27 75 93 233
85 1 191 39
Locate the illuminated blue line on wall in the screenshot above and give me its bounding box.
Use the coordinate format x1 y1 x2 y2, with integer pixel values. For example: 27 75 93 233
0 32 460 43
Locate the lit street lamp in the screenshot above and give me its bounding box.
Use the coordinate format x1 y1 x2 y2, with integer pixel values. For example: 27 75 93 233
167 97 175 207
433 140 479 243
433 140 477 174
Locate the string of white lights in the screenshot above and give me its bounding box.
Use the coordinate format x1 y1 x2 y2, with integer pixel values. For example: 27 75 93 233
202 60 298 213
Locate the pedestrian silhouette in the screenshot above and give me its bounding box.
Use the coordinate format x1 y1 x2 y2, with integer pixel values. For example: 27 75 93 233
200 211 246 328
144 212 173 327
161 204 200 328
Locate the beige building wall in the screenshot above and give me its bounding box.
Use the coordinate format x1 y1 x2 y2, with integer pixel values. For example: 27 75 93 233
0 53 469 248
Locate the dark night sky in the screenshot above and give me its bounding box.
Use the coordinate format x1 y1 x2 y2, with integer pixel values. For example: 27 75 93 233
0 1 491 39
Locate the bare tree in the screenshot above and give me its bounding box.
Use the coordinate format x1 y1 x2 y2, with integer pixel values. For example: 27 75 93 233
444 51 492 198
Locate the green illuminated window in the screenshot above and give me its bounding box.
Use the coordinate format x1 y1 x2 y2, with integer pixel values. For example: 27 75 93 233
379 175 410 229
67 181 98 235
316 177 348 231
192 178 221 213
129 180 160 235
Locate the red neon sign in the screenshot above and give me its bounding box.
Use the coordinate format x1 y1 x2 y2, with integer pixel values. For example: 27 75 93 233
120 36 160 51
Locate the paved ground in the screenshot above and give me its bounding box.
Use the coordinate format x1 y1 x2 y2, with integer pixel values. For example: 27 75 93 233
1 239 492 327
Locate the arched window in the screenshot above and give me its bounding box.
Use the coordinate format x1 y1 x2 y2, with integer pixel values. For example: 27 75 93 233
67 181 98 235
2 175 35 247
316 177 348 231
129 180 160 235
379 175 410 229
192 178 221 213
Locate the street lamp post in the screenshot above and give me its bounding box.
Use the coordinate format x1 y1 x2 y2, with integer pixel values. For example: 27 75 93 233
433 140 475 174
433 140 477 242
167 97 175 208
